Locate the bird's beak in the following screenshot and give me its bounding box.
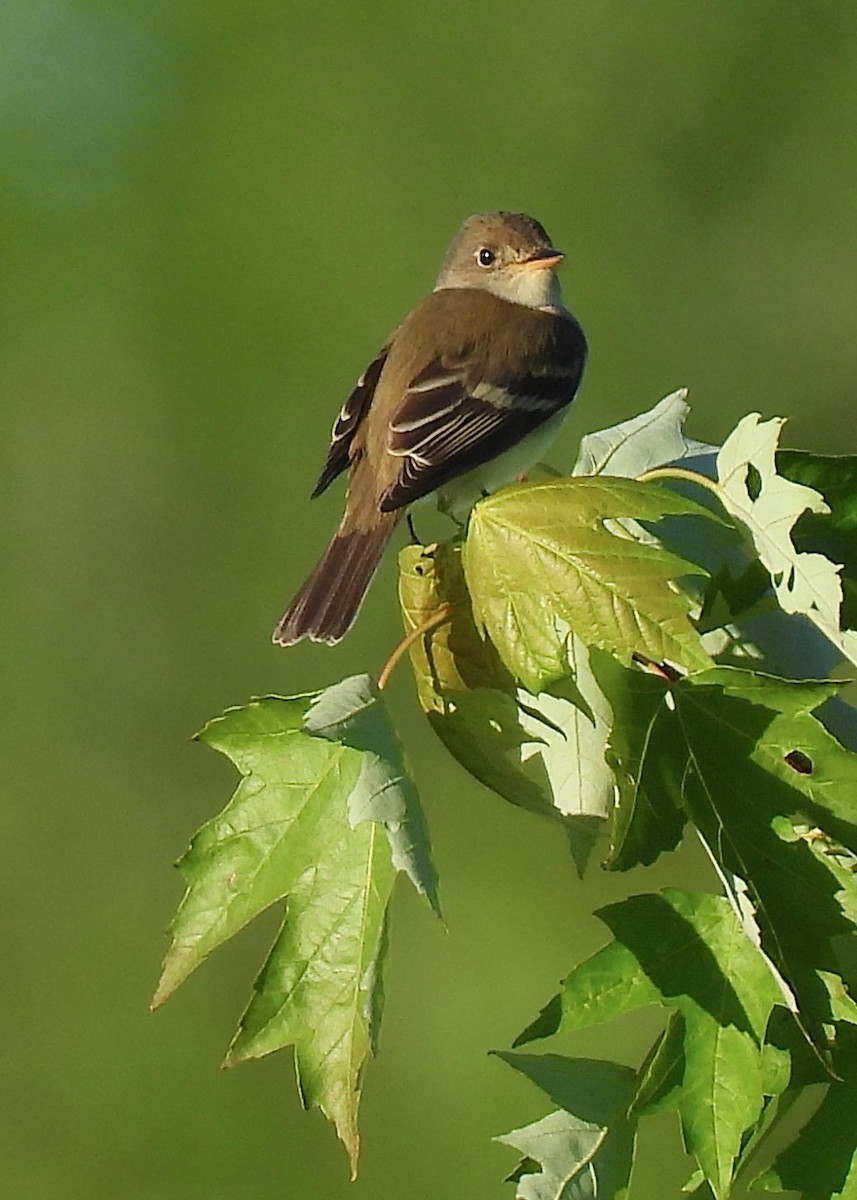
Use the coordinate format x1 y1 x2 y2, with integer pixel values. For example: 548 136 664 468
515 248 564 271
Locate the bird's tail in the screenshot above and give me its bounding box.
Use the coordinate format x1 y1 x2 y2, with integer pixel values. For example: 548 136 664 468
272 512 399 646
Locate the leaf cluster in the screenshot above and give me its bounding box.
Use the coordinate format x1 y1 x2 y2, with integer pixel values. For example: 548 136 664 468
155 393 857 1198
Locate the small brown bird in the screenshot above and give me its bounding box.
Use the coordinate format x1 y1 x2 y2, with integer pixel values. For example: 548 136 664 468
273 211 587 646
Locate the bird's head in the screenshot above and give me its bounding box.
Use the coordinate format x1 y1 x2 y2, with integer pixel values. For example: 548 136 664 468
434 211 564 310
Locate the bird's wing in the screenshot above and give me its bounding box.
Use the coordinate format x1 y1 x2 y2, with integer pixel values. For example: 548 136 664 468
380 321 586 512
311 343 391 498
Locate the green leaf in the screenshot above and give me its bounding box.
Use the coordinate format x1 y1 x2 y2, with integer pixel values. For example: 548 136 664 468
517 889 782 1199
155 694 347 1003
152 681 431 1175
572 389 716 479
764 1006 833 1091
515 939 662 1048
398 540 516 706
778 453 857 533
675 668 857 1053
688 667 857 853
398 542 612 861
592 654 686 871
516 651 614 872
495 1054 637 1200
226 813 393 1177
303 673 439 914
463 476 713 694
716 413 857 668
398 541 553 815
752 1028 857 1198
630 1012 685 1118
577 658 857 1059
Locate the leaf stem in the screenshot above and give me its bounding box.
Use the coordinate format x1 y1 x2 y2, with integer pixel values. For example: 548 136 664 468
637 465 724 502
377 604 453 692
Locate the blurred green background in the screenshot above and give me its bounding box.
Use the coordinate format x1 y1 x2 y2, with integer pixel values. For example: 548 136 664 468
4 2 857 1196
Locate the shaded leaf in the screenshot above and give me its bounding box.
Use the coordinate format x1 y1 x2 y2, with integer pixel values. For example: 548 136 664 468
630 1012 685 1118
518 646 613 827
495 1054 637 1200
463 476 713 694
517 889 782 1199
592 654 687 871
399 541 552 812
303 673 439 913
692 668 857 853
398 540 515 705
399 542 611 857
676 668 857 1054
752 1028 857 1198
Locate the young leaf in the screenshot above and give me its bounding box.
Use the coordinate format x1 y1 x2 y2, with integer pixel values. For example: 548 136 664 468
517 889 782 1200
716 414 857 668
463 476 714 694
398 540 515 707
153 680 431 1175
399 542 612 859
399 541 562 816
494 1054 637 1200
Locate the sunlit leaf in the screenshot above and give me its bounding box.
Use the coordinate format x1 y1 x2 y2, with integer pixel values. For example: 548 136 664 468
572 389 717 479
153 679 431 1174
716 414 857 668
463 476 713 693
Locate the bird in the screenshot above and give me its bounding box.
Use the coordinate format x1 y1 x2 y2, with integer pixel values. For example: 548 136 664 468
272 211 588 647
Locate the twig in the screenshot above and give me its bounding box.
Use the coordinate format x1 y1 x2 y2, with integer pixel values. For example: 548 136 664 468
637 465 723 502
377 604 453 692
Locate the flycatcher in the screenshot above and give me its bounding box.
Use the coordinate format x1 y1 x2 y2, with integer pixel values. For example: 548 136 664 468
273 211 587 646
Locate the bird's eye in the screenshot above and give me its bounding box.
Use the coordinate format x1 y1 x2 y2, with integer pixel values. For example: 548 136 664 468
476 247 495 267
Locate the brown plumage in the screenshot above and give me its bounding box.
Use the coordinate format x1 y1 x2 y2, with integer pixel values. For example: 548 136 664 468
273 213 587 647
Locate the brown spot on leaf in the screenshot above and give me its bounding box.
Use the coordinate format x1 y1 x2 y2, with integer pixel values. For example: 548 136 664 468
785 749 813 775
